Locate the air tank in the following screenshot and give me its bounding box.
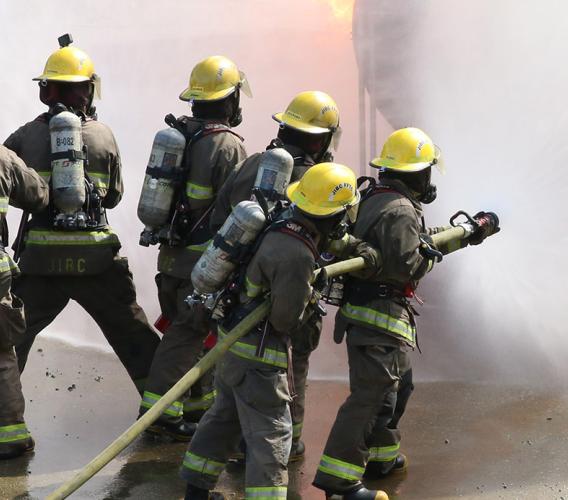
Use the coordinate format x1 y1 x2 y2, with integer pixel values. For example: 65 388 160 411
252 148 294 201
137 127 187 246
49 111 86 221
191 200 266 295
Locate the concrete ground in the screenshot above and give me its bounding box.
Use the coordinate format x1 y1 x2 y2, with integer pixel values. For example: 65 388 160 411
1 338 568 500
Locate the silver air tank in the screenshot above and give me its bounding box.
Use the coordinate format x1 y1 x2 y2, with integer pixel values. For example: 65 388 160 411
137 127 186 246
253 148 294 202
50 111 86 227
191 200 266 295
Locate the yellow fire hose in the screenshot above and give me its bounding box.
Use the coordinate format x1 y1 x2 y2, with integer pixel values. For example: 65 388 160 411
46 218 500 499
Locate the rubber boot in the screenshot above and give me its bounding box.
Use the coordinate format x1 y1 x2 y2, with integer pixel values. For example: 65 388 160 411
0 436 35 460
289 439 305 462
363 454 407 480
343 487 389 500
146 417 197 442
185 484 226 500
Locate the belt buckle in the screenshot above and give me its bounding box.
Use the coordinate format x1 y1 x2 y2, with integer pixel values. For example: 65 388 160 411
377 284 389 298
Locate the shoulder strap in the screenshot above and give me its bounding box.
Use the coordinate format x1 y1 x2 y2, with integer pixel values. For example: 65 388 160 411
268 218 319 260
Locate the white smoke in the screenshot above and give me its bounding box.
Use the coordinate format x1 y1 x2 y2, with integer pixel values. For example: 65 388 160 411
354 0 568 384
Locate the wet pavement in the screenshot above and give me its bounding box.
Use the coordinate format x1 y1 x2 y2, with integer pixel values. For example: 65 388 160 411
1 338 568 499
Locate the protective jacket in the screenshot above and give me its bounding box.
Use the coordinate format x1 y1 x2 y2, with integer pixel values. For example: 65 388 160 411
0 145 49 345
0 145 48 452
209 142 316 232
338 179 430 348
157 117 246 278
4 112 122 275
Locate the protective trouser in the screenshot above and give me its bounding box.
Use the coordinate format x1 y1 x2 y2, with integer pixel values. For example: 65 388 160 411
13 257 160 393
0 273 32 454
180 337 292 499
141 274 215 422
313 332 410 494
289 314 322 443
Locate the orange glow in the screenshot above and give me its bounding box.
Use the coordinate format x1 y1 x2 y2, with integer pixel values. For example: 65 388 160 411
317 0 354 23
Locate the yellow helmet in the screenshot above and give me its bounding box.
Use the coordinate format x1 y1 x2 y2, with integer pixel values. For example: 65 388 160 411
286 162 360 218
370 127 443 173
34 35 101 99
179 55 252 102
273 91 340 135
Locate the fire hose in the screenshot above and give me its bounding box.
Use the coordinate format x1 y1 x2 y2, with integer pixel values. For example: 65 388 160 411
46 209 500 499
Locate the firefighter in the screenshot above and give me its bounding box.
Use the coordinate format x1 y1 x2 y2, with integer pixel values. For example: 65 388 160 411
209 90 341 460
312 128 491 499
139 56 250 439
0 146 49 459
182 162 387 500
3 36 161 398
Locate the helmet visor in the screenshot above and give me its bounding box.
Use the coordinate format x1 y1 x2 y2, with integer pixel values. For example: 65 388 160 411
433 145 445 174
92 74 102 100
345 190 361 223
238 70 253 98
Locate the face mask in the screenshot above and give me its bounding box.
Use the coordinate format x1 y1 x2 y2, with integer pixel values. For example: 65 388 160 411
420 183 437 204
229 106 242 127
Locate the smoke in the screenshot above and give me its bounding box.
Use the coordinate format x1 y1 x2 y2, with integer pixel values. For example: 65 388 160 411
354 0 568 384
0 1 363 361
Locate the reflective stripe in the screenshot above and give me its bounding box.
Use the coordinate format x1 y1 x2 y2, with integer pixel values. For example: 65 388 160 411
292 422 303 440
341 303 416 344
186 239 211 253
140 391 183 418
245 276 263 298
183 390 217 412
0 255 17 274
317 454 364 481
88 172 110 189
0 423 31 444
219 329 288 369
0 197 8 214
26 229 119 247
245 486 287 499
186 182 214 201
368 443 400 463
38 171 51 180
182 451 224 477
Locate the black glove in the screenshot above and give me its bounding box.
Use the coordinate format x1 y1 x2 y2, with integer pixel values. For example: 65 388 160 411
468 211 500 245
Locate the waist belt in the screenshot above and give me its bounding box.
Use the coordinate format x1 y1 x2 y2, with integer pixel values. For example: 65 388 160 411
348 280 409 301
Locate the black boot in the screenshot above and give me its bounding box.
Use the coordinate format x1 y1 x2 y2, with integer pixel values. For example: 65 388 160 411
0 436 35 460
289 439 305 462
146 417 197 442
363 454 407 479
184 484 226 500
343 486 389 500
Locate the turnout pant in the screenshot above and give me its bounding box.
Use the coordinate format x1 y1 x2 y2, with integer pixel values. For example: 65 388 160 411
0 272 32 451
13 257 160 393
314 329 411 494
289 314 322 443
181 340 292 499
140 273 214 422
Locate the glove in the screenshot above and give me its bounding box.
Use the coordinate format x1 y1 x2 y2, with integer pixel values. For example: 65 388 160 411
468 211 500 245
350 240 382 279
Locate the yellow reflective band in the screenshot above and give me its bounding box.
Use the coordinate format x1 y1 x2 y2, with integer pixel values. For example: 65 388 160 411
245 275 263 298
317 454 365 481
141 391 183 418
293 422 303 439
186 181 214 200
341 303 416 344
0 423 31 443
26 229 119 247
245 486 287 499
368 443 400 462
0 197 8 214
186 239 211 253
219 328 288 369
88 172 110 189
183 390 217 412
0 255 18 274
38 171 51 181
182 451 224 476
